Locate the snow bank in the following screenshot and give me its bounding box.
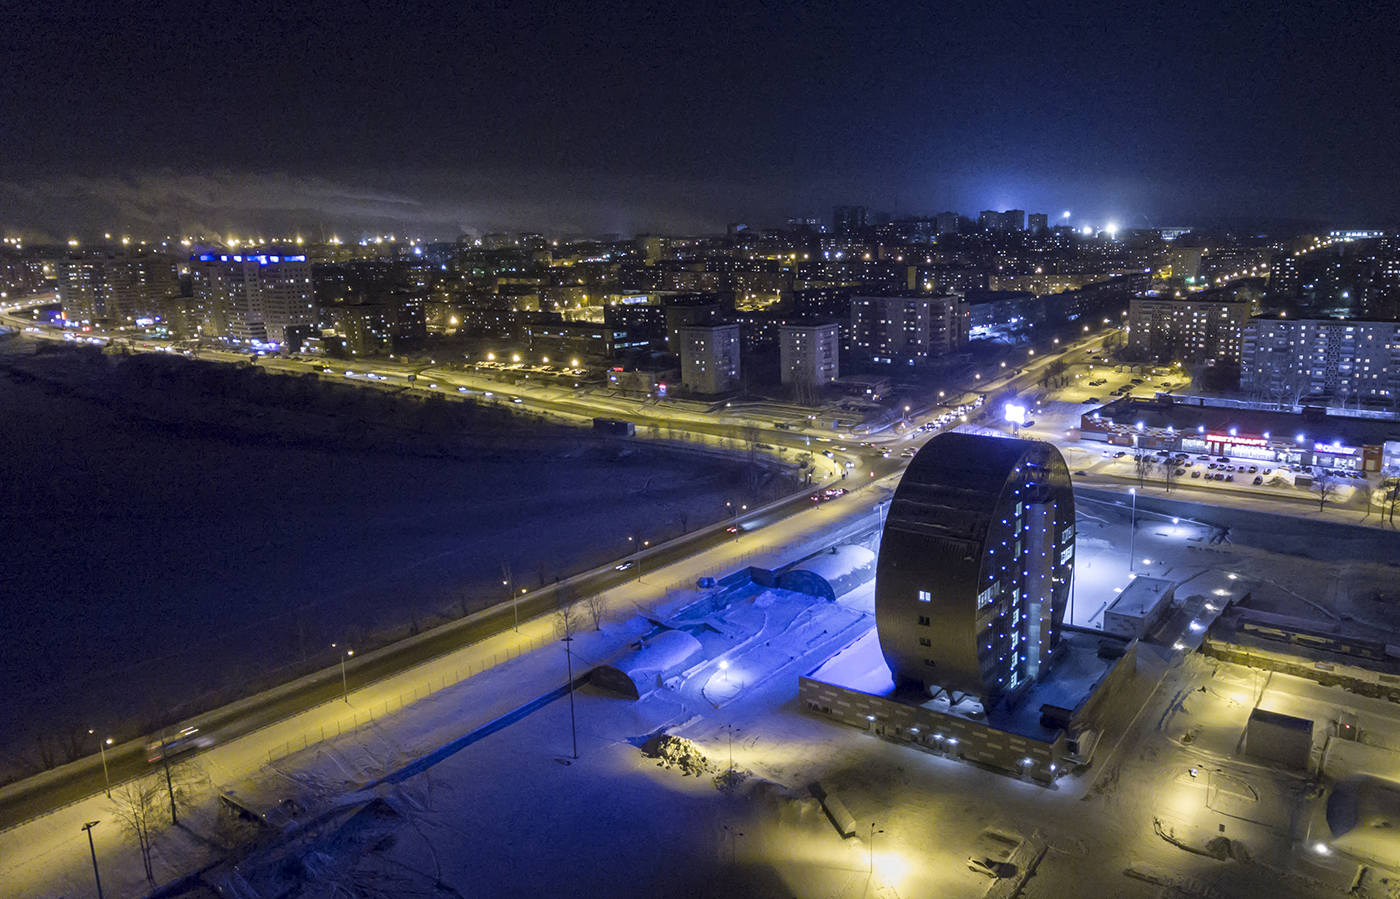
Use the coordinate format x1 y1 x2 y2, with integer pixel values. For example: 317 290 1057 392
590 629 703 699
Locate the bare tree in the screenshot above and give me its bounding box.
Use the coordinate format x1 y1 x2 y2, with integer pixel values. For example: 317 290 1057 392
110 778 161 885
1133 448 1153 488
1385 476 1400 526
583 591 607 631
554 592 581 641
1159 456 1181 494
1313 469 1340 511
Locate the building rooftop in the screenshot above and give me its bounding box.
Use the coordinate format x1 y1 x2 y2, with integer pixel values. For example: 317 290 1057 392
809 627 1121 743
1107 576 1174 620
1088 397 1400 446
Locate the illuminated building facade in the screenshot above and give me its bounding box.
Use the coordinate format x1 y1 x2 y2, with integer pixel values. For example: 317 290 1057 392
1127 291 1255 364
1242 316 1400 404
850 294 968 367
192 252 313 346
875 433 1075 706
778 322 839 386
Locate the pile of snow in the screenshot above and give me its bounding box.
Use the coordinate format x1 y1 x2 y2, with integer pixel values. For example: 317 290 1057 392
640 732 712 777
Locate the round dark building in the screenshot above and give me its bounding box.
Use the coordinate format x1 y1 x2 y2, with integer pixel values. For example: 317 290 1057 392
875 432 1075 705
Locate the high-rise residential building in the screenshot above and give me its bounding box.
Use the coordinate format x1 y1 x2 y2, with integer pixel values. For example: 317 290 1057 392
1363 258 1400 321
56 254 179 326
676 322 741 395
979 210 1025 232
1027 213 1049 234
1241 316 1400 404
1127 291 1255 364
779 322 840 387
875 433 1075 706
191 252 314 345
934 211 961 236
850 294 969 367
832 205 868 236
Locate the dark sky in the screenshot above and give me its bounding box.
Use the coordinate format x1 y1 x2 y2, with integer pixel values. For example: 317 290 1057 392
3 0 1398 239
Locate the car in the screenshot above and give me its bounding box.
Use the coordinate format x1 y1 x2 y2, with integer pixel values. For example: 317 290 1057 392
1175 469 1185 476
823 487 847 498
901 449 916 457
1197 455 1210 461
458 386 468 393
1114 451 1127 458
428 383 438 389
1021 420 1035 428
843 461 855 469
811 493 824 502
1248 465 1258 473
1085 397 1099 403
1217 456 1230 462
146 726 209 763
1253 476 1263 485
1208 463 1217 469
1191 470 1201 478
1226 474 1235 482
725 525 739 533
1263 468 1272 475
322 367 333 373
614 561 634 571
823 450 835 459
880 450 891 458
511 397 523 404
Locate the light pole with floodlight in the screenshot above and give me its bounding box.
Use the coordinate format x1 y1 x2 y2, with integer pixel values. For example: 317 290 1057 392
82 820 104 899
332 644 353 702
869 822 884 874
563 634 578 759
89 730 112 797
1129 488 1137 572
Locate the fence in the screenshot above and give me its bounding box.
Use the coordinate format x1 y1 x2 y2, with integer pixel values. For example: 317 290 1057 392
266 630 552 763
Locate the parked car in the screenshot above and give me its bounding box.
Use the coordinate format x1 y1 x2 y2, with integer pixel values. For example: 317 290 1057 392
1191 470 1201 478
1253 476 1263 485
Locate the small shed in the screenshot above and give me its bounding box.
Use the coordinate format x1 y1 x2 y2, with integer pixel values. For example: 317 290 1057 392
1102 576 1174 639
1245 708 1313 770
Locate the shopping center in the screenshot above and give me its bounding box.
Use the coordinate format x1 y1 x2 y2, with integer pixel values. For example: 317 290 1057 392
1077 396 1400 473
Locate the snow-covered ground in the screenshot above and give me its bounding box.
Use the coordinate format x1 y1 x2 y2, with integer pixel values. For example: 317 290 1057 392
13 477 1400 898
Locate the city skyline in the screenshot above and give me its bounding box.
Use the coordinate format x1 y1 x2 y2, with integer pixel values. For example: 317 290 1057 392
3 0 1398 240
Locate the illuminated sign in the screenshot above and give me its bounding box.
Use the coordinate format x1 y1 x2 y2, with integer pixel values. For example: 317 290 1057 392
1314 442 1357 456
1205 433 1268 446
1004 403 1026 426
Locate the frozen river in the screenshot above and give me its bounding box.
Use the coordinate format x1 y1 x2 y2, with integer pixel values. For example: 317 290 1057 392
0 351 767 781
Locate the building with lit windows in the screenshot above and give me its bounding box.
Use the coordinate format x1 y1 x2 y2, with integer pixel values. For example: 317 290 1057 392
850 293 968 368
778 322 839 386
799 433 1137 781
56 254 179 326
1127 290 1256 364
676 322 740 395
191 253 314 346
1242 316 1400 406
874 433 1075 705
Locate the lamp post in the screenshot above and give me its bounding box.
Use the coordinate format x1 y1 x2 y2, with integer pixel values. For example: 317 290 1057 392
332 644 353 703
1129 488 1137 572
563 634 578 759
869 822 884 874
82 820 104 899
723 823 743 864
89 730 112 798
720 659 730 683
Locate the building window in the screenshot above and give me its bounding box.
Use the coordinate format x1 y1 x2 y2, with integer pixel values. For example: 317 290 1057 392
919 637 932 647
918 589 931 602
918 615 931 626
923 659 937 667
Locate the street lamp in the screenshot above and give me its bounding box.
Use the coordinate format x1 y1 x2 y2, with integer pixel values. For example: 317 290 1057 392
563 634 578 759
89 730 112 797
332 644 353 703
870 822 884 873
1128 488 1137 572
720 659 730 682
82 820 104 899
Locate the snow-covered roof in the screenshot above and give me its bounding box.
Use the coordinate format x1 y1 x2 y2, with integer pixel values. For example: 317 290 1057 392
776 544 877 602
589 629 703 700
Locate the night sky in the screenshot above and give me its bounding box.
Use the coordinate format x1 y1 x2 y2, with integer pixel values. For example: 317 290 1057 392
3 0 1397 239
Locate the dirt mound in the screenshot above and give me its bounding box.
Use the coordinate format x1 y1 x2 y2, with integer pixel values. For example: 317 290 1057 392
641 733 712 777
